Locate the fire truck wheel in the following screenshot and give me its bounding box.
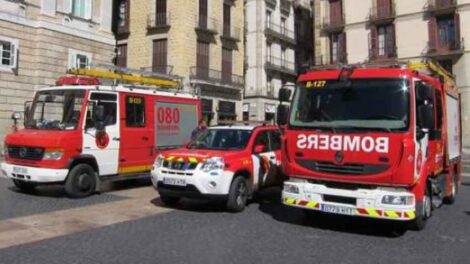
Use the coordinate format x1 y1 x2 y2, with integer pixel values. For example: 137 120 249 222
409 185 432 231
226 176 249 212
65 164 97 198
12 180 36 193
443 170 458 204
159 195 181 206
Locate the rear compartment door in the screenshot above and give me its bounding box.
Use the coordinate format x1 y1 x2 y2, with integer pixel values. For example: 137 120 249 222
251 129 280 189
446 93 460 160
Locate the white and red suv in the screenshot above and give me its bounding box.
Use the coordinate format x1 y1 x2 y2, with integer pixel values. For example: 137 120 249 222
151 124 284 212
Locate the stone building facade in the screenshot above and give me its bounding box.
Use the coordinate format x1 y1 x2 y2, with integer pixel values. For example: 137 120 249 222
114 0 245 125
314 0 470 146
0 0 115 149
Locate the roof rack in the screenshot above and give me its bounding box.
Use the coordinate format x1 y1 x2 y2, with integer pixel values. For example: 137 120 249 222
67 64 183 89
407 59 454 85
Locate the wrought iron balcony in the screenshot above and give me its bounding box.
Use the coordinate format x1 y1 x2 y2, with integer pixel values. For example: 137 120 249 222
424 0 457 16
265 55 297 76
426 37 464 58
195 15 219 34
321 13 345 33
222 24 241 42
265 0 277 8
140 66 174 76
147 13 171 29
265 21 296 45
369 0 396 25
190 66 244 87
280 0 291 14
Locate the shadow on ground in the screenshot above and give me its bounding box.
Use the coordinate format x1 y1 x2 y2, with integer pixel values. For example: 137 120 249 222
256 187 407 238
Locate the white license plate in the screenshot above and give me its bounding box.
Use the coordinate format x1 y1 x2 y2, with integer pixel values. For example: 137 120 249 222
13 166 28 174
163 177 186 186
321 204 355 216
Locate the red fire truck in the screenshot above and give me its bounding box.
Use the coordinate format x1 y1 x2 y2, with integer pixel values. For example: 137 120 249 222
1 68 201 198
277 60 461 230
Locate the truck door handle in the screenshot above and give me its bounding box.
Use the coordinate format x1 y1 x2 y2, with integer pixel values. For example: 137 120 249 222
113 137 120 141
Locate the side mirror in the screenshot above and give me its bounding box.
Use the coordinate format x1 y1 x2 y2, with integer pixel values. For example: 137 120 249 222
277 105 290 126
11 112 22 121
416 82 433 102
94 105 106 131
254 144 266 154
278 88 292 102
24 101 32 126
417 104 434 130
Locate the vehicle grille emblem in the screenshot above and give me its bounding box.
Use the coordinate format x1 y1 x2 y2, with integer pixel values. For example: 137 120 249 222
19 147 28 158
335 151 344 163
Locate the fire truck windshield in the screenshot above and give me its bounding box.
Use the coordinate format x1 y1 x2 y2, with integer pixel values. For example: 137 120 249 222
289 78 410 132
25 89 86 130
188 129 253 150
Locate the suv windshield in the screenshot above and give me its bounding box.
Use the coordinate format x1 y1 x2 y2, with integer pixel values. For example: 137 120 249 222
289 78 410 132
26 89 85 130
188 129 252 150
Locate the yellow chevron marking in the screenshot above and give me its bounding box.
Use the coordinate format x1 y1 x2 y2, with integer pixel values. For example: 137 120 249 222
306 201 318 208
283 198 296 205
166 156 175 161
188 157 198 164
405 211 416 219
366 209 381 217
385 211 399 218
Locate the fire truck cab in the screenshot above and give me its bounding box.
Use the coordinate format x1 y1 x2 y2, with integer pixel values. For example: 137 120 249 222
278 60 461 230
1 68 201 198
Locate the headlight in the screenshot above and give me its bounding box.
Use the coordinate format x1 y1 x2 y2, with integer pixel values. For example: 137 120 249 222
382 195 414 205
43 148 64 161
284 183 300 194
154 154 164 168
201 157 225 172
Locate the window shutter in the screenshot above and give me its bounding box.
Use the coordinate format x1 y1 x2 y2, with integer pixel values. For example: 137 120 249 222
85 0 93 20
100 0 112 31
340 32 347 63
10 43 16 67
62 0 72 13
42 0 57 16
428 17 437 52
454 13 461 49
370 27 378 59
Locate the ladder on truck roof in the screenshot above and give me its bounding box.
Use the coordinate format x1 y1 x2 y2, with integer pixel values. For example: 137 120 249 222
67 65 182 89
407 60 455 86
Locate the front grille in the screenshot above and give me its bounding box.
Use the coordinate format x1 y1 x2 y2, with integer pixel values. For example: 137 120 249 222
162 160 198 171
296 159 390 176
7 146 44 160
323 194 357 206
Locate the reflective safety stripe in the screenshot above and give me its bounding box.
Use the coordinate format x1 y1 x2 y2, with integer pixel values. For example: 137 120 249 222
366 209 382 217
404 211 416 219
166 156 175 161
188 157 198 164
384 211 400 218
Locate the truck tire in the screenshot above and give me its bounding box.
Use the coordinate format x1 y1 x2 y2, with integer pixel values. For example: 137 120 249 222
13 180 36 193
65 164 97 198
409 185 432 231
159 194 181 206
443 170 458 205
226 176 249 212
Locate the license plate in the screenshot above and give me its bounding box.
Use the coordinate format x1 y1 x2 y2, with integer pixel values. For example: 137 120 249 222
13 166 28 174
321 204 355 216
163 177 186 186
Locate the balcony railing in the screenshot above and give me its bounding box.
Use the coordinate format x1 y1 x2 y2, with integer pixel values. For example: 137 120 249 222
141 66 174 75
424 0 457 15
190 66 244 87
265 55 296 76
280 0 291 14
222 24 241 41
265 21 296 45
321 13 345 33
427 37 465 57
195 15 219 34
369 0 396 25
147 13 171 29
265 0 277 8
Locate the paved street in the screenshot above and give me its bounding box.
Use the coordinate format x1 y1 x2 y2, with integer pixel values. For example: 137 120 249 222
0 163 469 264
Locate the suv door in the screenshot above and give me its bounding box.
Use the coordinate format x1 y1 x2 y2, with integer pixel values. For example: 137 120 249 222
251 129 279 189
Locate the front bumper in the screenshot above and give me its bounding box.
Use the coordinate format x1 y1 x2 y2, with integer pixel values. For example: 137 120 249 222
151 165 235 197
1 162 69 183
282 179 416 221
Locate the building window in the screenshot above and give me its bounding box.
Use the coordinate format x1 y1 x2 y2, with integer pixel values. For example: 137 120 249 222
222 48 232 83
267 76 273 97
125 96 145 127
72 0 92 19
196 40 210 78
0 37 18 70
68 49 91 69
331 33 339 62
223 3 231 37
378 26 386 56
156 0 168 26
153 39 168 74
281 17 286 35
116 44 127 67
437 16 456 47
374 24 394 57
266 10 272 28
281 48 286 67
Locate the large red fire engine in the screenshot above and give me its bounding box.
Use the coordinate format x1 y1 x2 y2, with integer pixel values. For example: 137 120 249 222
277 60 461 230
1 67 201 198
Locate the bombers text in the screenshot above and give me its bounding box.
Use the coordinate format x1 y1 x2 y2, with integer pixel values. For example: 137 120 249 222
297 134 389 153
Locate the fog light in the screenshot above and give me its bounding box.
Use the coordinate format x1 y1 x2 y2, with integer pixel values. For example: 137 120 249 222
284 183 300 194
382 195 414 205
